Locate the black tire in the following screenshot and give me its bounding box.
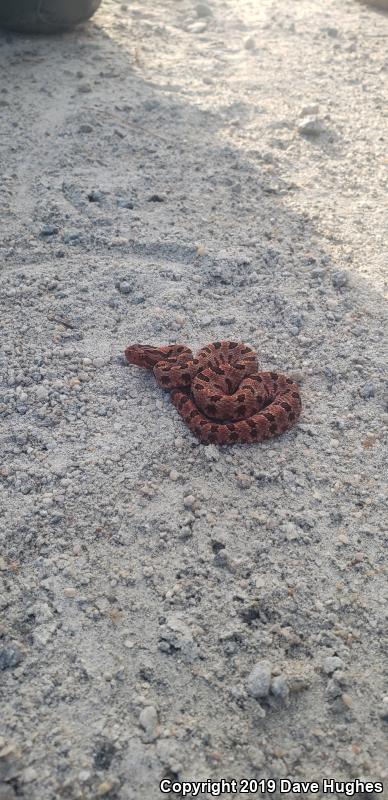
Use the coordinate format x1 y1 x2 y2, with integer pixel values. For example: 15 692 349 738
0 0 102 34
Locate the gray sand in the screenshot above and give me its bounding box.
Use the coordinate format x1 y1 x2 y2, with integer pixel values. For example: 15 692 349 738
0 0 387 798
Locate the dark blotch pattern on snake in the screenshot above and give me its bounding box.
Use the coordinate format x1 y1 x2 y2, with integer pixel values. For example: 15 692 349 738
125 341 302 445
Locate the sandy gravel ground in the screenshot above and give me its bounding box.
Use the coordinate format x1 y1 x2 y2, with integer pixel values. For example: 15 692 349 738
0 1 387 798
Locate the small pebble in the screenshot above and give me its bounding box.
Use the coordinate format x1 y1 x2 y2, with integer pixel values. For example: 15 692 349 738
236 473 252 489
332 271 349 288
271 675 289 701
63 587 77 598
39 225 59 237
78 770 92 783
244 36 256 50
247 661 272 698
205 445 220 462
324 26 339 37
139 705 158 738
187 21 208 33
322 656 344 675
21 766 37 783
0 647 22 671
97 783 115 797
87 190 103 203
36 386 49 401
360 382 375 399
248 747 265 769
196 2 212 17
341 693 353 709
288 370 304 383
298 116 324 136
183 494 196 508
118 281 132 294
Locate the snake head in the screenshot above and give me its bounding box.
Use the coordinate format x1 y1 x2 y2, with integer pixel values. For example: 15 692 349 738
125 345 167 369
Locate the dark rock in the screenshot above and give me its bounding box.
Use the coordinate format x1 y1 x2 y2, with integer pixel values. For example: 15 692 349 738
0 646 22 671
40 225 59 237
93 740 116 771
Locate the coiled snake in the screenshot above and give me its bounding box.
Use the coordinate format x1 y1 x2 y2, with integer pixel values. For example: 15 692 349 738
125 341 301 445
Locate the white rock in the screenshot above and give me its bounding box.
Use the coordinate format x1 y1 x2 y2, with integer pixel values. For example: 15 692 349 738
36 386 49 401
271 675 289 701
139 705 158 738
183 494 196 508
93 357 107 368
322 656 344 674
298 116 324 136
187 21 207 33
247 661 272 698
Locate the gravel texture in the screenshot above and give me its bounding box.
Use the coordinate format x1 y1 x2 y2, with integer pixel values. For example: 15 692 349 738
0 1 387 799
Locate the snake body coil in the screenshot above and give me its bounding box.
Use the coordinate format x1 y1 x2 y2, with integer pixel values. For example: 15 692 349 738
125 341 302 445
